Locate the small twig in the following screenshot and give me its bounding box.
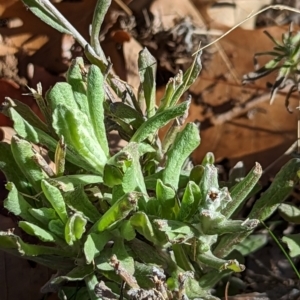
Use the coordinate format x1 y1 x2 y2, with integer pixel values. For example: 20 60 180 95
191 1 240 84
19 191 43 201
193 5 300 55
261 221 300 280
113 0 132 16
214 41 240 84
224 280 230 300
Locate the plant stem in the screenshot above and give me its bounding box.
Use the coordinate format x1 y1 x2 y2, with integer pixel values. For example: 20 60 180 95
262 221 300 279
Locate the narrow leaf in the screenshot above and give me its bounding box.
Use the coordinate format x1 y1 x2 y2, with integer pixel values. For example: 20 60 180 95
65 213 87 245
138 48 156 118
19 221 56 242
163 123 200 188
87 64 109 156
41 179 68 224
130 100 190 143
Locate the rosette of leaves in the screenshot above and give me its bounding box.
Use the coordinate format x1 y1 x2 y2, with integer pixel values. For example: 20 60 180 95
0 1 300 299
242 24 300 111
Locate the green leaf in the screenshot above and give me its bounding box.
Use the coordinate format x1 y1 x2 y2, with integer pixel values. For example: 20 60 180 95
222 162 262 218
199 164 219 208
130 212 160 245
27 84 53 132
153 219 197 244
197 250 245 272
84 231 111 264
7 105 102 174
234 234 268 256
4 182 37 224
3 108 91 173
90 0 110 60
48 174 103 193
121 143 148 200
63 186 101 223
144 170 190 190
66 57 89 117
157 77 176 112
282 234 300 257
178 181 201 221
201 218 259 236
133 262 156 289
112 239 135 276
110 102 144 130
172 244 194 271
58 287 90 300
169 51 202 107
18 221 56 242
156 179 176 208
128 239 168 267
21 0 71 34
52 104 107 174
3 98 48 133
138 48 156 118
119 220 136 241
94 192 139 232
0 142 31 194
47 82 78 111
249 158 300 220
279 203 300 224
65 213 87 245
41 179 68 224
185 277 217 299
155 179 176 218
0 232 69 257
87 64 109 156
130 100 190 143
163 123 200 188
201 152 215 166
48 219 65 238
189 165 204 185
51 265 94 284
11 136 48 193
55 174 103 185
161 119 182 154
28 208 58 226
103 164 123 187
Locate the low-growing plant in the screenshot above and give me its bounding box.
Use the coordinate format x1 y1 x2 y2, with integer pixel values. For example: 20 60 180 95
0 1 300 299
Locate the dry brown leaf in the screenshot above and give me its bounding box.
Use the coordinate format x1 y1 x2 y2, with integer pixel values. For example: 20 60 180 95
123 36 143 90
0 0 137 75
187 25 298 174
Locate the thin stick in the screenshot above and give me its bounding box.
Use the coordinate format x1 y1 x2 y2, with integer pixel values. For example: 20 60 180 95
261 221 300 280
224 280 230 300
190 1 240 84
113 0 132 16
193 5 300 55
